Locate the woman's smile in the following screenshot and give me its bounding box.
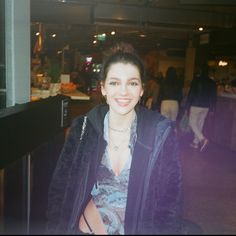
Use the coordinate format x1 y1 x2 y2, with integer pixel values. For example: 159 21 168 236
115 98 132 107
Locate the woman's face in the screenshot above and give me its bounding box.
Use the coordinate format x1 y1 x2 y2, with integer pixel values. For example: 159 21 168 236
101 62 144 116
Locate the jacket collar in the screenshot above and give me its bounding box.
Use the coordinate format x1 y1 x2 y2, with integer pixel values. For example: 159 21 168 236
86 104 109 135
135 105 166 148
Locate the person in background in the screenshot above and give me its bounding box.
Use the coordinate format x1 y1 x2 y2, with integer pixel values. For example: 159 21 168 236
142 70 160 110
185 64 217 152
159 66 183 121
46 42 183 235
43 53 61 83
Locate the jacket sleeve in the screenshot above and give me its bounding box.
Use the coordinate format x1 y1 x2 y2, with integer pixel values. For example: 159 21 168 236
185 78 197 110
45 117 84 234
152 127 183 234
210 81 217 112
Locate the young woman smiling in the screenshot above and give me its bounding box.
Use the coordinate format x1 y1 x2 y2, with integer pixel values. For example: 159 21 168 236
46 42 183 235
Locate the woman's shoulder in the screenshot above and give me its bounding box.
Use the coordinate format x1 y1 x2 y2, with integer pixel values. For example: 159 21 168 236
139 105 170 124
137 106 173 135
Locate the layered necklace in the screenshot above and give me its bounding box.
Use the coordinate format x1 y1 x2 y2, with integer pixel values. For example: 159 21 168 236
108 121 131 152
107 112 134 152
108 125 131 133
108 125 131 151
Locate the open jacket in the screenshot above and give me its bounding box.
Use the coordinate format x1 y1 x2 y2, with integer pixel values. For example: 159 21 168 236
46 104 183 235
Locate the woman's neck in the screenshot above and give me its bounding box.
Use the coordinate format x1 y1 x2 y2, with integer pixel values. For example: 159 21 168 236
108 110 135 131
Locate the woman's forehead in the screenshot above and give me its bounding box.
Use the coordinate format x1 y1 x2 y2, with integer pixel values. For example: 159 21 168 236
107 62 139 72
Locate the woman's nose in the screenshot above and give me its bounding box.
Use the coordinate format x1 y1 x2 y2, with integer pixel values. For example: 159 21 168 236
120 84 128 95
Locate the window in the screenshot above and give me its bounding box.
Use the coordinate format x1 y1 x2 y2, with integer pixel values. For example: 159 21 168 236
0 0 6 109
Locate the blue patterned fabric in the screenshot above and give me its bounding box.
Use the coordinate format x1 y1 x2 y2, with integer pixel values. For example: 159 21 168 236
91 112 137 234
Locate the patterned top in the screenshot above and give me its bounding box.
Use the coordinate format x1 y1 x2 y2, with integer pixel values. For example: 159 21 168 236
91 112 137 234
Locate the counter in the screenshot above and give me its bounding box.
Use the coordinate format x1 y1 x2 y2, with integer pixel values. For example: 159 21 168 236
207 93 236 151
220 92 236 99
31 88 90 101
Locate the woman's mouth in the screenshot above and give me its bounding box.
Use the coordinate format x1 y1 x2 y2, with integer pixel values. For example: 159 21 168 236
115 98 131 107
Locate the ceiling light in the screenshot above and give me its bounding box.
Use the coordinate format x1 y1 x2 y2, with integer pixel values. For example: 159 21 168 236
35 32 40 36
218 60 228 67
111 31 116 35
139 34 147 38
52 33 57 38
198 27 204 31
97 33 106 41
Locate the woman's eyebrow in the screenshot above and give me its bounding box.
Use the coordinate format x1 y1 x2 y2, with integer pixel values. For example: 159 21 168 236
108 77 119 80
107 77 141 81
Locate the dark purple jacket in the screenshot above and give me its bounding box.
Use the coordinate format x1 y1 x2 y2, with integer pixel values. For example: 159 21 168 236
46 104 183 234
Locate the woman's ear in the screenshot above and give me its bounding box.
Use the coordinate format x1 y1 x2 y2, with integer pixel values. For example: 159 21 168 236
100 81 106 96
140 87 144 97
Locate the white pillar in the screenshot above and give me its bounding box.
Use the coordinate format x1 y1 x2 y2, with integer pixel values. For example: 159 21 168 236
5 0 30 106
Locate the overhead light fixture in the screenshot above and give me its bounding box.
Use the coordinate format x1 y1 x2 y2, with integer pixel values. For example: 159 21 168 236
218 60 228 67
97 33 106 41
139 34 147 38
111 31 116 35
198 27 204 31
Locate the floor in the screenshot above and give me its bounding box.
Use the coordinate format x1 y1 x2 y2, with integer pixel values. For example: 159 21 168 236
179 133 236 235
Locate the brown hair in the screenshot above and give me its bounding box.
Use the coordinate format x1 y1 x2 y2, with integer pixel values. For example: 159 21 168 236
100 42 146 85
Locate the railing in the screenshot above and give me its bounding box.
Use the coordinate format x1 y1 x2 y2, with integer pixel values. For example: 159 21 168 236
0 95 70 234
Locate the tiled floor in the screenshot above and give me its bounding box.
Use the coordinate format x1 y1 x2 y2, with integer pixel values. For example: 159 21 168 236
179 134 236 234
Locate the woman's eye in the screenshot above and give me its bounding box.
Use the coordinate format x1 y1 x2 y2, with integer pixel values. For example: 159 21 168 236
109 81 119 86
129 81 139 86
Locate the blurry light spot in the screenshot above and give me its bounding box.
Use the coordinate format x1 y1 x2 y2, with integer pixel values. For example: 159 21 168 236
218 60 228 66
139 34 147 38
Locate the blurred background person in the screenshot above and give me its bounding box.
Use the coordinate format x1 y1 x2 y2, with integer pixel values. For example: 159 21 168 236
159 66 183 121
185 64 217 152
43 53 61 83
142 70 160 110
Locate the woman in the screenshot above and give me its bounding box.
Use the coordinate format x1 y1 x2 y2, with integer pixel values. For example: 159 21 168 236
46 42 183 234
159 66 183 121
185 64 217 151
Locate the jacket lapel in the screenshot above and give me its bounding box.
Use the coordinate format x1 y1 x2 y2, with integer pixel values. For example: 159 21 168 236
125 106 160 234
125 141 151 234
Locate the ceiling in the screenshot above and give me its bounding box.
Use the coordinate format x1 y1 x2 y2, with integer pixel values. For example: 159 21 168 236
30 0 236 57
